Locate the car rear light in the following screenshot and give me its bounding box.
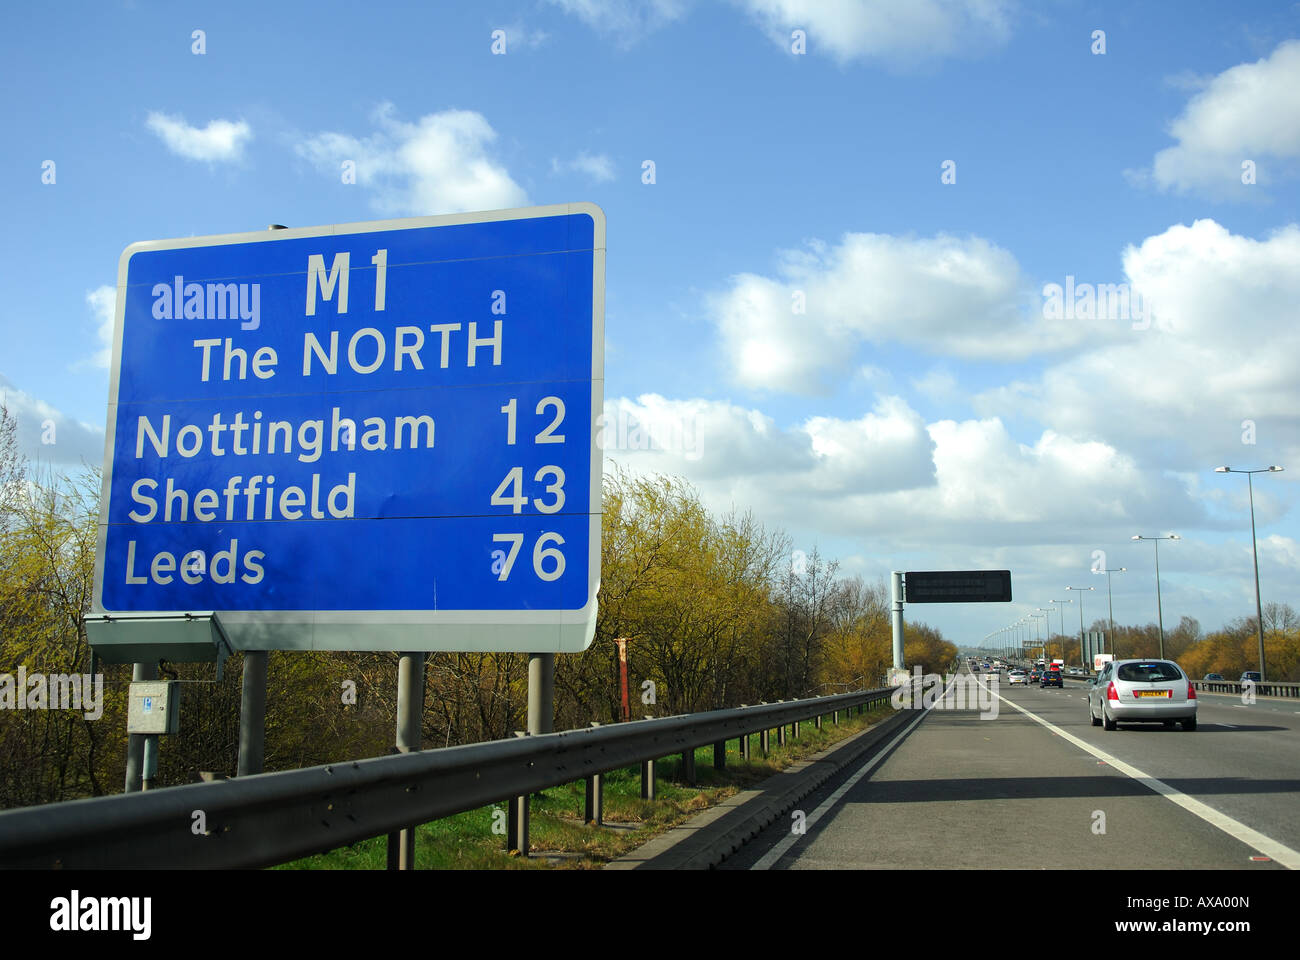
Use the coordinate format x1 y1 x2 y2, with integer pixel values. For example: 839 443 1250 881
1187 682 1196 700
1106 681 1118 701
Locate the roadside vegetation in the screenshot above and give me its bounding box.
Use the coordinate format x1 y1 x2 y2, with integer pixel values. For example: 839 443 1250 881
4 399 1298 822
1023 611 1298 680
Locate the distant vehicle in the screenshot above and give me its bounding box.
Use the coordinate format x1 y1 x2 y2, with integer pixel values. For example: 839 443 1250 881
1028 669 1041 683
1089 659 1196 731
1240 672 1262 684
1040 670 1063 688
1203 673 1225 681
1008 670 1027 685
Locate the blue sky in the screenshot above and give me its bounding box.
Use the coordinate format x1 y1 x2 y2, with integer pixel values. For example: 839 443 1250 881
4 0 1300 647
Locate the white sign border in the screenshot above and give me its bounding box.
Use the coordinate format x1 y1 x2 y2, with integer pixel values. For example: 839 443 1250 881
90 202 604 653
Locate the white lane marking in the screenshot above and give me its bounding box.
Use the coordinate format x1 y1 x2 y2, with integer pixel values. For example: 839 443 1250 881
993 691 1300 869
750 675 956 871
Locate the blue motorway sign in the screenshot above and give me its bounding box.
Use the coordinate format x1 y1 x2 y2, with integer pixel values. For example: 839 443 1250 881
90 204 604 653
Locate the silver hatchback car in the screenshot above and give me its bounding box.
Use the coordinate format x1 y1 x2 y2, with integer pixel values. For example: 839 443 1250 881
1088 659 1197 731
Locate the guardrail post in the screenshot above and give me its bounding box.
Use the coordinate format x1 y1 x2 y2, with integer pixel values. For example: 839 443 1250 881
832 709 839 725
585 773 603 825
793 720 800 738
508 731 530 855
760 729 770 755
641 758 656 800
740 732 750 760
584 722 603 825
815 714 822 730
777 724 786 746
682 748 696 786
713 740 725 770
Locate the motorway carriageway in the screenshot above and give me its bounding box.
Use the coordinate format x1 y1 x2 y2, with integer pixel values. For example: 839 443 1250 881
721 662 1300 870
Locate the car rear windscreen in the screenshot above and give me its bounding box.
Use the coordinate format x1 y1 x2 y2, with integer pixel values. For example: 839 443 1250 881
1117 662 1183 683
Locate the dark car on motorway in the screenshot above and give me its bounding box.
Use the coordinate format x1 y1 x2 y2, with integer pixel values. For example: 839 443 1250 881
1040 670 1063 688
1203 673 1224 681
1240 672 1262 683
1028 669 1041 683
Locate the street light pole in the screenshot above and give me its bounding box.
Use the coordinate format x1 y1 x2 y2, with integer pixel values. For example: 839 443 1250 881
1249 472 1264 680
1050 599 1070 655
1132 534 1180 659
1215 466 1284 683
1094 567 1125 658
1155 540 1165 657
1032 612 1049 655
1066 586 1095 667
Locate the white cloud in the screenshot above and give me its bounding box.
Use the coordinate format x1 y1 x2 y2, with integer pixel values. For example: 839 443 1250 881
1260 534 1300 573
734 0 1015 65
85 285 115 369
603 393 936 493
708 231 1113 393
973 219 1300 475
911 367 959 403
600 392 1202 550
146 112 252 163
546 0 690 45
1146 39 1300 194
551 151 616 182
296 104 528 216
0 375 105 467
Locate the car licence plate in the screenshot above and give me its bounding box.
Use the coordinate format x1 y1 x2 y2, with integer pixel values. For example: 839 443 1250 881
1136 690 1170 698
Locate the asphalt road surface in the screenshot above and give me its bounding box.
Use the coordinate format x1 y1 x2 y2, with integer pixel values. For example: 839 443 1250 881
721 663 1300 870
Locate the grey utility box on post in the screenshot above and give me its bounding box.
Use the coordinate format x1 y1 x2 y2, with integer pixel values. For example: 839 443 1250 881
127 681 181 735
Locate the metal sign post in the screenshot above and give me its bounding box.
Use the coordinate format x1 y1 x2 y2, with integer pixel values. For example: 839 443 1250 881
391 651 426 870
890 572 904 675
236 650 267 776
528 653 554 735
123 661 156 793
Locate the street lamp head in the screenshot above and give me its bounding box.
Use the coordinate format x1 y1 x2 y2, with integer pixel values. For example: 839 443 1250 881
1215 466 1230 473
1131 535 1141 541
1269 465 1284 472
1169 534 1181 540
